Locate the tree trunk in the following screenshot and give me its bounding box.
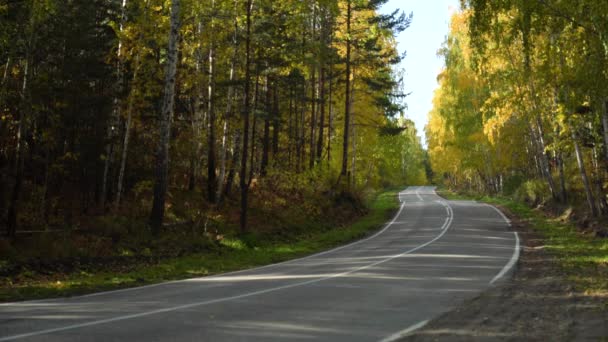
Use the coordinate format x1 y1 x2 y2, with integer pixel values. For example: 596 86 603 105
101 0 129 208
557 150 567 203
216 120 229 201
1 57 9 86
225 130 240 198
216 0 239 203
249 75 260 185
340 0 351 179
529 118 558 201
115 55 141 210
207 0 217 203
272 82 280 158
537 116 558 200
7 57 29 238
316 63 326 163
554 125 567 203
7 13 34 237
0 56 10 142
591 135 608 214
240 0 253 233
295 82 302 172
150 0 180 234
309 66 316 169
1 57 10 101
261 76 270 176
327 58 333 164
602 100 608 164
288 85 294 168
299 82 306 171
189 22 206 191
572 130 598 217
350 81 356 185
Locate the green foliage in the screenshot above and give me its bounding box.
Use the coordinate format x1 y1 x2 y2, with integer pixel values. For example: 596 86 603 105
428 4 608 218
513 179 550 206
502 173 525 196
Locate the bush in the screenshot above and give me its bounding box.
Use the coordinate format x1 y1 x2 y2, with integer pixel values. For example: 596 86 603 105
514 179 550 206
0 239 17 260
503 174 525 196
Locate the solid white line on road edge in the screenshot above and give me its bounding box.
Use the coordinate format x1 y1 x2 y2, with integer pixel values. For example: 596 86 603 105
487 203 520 285
0 193 454 342
490 231 520 285
484 203 511 226
2 190 416 307
78 200 409 301
379 319 430 342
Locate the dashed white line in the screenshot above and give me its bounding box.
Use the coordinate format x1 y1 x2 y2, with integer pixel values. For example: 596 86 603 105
415 187 424 201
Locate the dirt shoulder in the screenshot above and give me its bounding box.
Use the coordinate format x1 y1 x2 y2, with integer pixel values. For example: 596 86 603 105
402 206 608 341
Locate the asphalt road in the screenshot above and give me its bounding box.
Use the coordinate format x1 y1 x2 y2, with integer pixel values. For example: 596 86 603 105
0 186 519 341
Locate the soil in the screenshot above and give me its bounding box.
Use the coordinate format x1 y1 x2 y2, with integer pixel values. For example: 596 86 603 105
401 206 608 341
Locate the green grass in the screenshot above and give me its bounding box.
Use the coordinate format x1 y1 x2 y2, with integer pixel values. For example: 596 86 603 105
438 189 608 295
0 189 401 302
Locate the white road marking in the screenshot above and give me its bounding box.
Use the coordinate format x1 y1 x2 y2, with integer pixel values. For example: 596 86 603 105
486 204 520 284
3 191 413 306
490 232 520 285
415 187 424 201
379 319 430 342
484 203 511 226
0 189 454 342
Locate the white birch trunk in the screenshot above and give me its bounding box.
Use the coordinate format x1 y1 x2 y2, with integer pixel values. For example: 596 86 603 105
115 54 141 210
217 6 237 203
150 0 181 233
572 130 598 217
101 0 128 207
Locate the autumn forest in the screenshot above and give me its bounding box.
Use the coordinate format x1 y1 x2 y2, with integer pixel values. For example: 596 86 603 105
0 0 425 238
430 1 608 219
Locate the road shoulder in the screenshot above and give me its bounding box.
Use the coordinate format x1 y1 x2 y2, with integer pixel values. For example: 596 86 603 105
401 204 608 341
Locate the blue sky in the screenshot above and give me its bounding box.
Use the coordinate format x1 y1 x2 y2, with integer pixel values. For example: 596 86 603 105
380 0 460 146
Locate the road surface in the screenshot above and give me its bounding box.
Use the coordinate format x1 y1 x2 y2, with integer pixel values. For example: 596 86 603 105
0 186 519 341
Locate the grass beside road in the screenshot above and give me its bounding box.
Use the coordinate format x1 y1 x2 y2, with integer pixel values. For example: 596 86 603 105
0 189 401 302
438 189 608 296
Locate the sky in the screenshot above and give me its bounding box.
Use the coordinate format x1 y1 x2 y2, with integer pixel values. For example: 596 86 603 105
380 0 461 146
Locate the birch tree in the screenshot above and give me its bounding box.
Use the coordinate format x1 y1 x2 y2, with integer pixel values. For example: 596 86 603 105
150 0 181 234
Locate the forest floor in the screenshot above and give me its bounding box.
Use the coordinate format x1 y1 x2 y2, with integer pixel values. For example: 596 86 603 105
0 188 400 302
403 192 608 341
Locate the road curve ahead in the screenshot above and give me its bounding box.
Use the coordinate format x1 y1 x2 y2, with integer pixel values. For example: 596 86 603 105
0 186 519 342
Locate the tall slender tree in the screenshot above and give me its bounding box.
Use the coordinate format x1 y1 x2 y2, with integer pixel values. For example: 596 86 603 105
150 0 181 234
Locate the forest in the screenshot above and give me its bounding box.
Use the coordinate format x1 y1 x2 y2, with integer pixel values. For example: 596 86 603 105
0 0 430 292
428 0 608 222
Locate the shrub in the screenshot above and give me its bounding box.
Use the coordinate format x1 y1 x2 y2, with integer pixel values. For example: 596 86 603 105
514 179 550 206
502 174 525 196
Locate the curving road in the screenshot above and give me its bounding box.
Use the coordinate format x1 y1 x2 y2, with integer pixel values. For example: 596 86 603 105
0 186 519 341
